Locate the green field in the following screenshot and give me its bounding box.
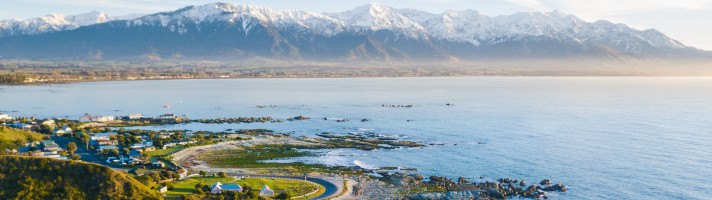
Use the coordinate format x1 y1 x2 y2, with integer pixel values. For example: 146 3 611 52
166 177 323 198
146 146 183 158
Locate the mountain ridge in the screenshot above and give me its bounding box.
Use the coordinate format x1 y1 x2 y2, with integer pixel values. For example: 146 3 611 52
0 2 708 62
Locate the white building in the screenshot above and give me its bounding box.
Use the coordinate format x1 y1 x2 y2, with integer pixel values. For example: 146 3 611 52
90 132 117 141
158 114 176 120
54 126 73 135
79 115 115 122
0 114 13 120
211 181 224 194
259 185 274 197
128 114 144 120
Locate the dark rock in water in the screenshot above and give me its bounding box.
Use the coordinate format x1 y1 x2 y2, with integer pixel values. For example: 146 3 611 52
540 179 551 185
361 118 369 122
542 184 567 192
489 189 506 199
522 185 541 198
520 180 527 186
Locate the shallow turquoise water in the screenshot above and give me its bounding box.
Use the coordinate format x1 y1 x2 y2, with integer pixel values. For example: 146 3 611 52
2 77 711 199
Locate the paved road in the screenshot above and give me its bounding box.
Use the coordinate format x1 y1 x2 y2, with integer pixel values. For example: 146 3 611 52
50 137 344 199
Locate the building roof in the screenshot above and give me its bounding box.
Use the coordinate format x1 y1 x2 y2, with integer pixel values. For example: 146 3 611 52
261 185 273 192
129 149 142 158
222 184 242 190
211 181 223 189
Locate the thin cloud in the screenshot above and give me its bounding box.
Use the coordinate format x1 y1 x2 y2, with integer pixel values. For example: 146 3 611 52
504 0 548 10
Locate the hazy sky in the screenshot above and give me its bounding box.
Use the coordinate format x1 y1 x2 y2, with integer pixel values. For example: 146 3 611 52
1 0 711 50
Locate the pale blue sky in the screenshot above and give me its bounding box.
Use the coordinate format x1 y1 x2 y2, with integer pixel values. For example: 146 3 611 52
1 0 711 50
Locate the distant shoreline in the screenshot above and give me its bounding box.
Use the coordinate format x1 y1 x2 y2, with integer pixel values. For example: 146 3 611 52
4 73 712 86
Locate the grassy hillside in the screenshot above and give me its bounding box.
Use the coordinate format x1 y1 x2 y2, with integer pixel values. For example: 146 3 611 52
0 126 45 149
0 156 162 200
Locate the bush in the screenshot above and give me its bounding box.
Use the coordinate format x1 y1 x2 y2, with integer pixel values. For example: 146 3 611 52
275 192 293 199
70 154 82 160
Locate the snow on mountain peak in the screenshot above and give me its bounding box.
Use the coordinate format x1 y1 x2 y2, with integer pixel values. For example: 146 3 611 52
328 3 428 38
0 11 115 37
0 2 689 51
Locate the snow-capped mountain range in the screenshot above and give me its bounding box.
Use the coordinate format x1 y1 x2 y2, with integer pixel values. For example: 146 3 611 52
0 11 141 37
0 2 706 61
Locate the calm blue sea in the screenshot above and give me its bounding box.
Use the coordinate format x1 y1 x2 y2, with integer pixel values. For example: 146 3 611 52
2 77 711 199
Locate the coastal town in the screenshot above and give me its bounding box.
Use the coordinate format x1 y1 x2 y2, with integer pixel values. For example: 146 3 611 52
0 111 568 199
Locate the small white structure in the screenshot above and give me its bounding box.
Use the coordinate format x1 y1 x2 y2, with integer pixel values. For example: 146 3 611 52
211 181 243 194
0 114 13 120
90 132 117 141
130 141 154 149
79 115 115 122
127 114 144 120
54 126 73 135
259 185 274 197
176 169 188 180
158 186 168 193
210 181 224 194
41 120 55 126
152 161 165 168
158 113 176 120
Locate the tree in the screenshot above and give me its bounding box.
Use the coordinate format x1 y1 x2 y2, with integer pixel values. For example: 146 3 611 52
199 171 207 178
70 154 81 160
201 185 211 193
81 133 91 149
66 142 78 155
109 149 119 157
217 172 227 178
275 192 292 200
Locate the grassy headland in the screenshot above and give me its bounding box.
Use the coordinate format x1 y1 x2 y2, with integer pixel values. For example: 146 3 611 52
0 156 162 199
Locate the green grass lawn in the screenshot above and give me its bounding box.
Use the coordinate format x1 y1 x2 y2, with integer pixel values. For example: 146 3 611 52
146 146 183 157
166 177 323 198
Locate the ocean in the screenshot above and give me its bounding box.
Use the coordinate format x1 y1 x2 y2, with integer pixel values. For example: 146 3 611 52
2 77 711 199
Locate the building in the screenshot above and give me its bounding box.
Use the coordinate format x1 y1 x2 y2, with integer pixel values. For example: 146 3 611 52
127 114 144 120
210 181 243 193
158 114 176 120
222 184 243 192
158 186 168 194
41 120 55 126
176 169 188 180
130 141 154 149
10 123 33 130
0 114 13 120
79 115 115 122
98 145 119 152
210 181 224 194
40 140 62 151
152 161 165 168
91 132 118 146
259 185 274 197
53 126 73 136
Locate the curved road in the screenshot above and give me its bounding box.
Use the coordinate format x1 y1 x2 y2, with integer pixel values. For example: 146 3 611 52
50 136 345 199
199 169 343 199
